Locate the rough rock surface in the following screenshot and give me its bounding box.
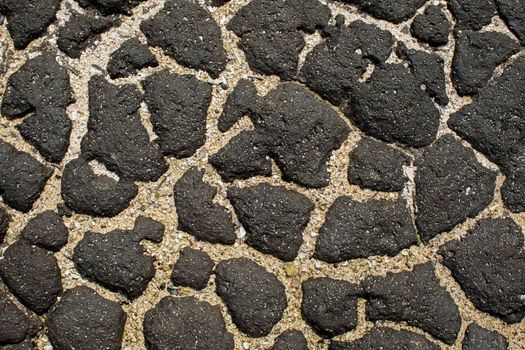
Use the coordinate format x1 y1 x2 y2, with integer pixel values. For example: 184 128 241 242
143 296 234 350
330 328 440 350
410 5 450 47
448 0 497 31
496 0 525 45
462 324 508 350
170 247 214 290
107 38 158 79
271 330 308 350
0 208 9 244
340 0 428 23
215 258 287 337
0 292 32 345
75 0 145 15
20 211 68 252
228 183 314 261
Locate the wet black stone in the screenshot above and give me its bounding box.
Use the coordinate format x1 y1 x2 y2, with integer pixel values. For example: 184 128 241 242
142 71 212 158
448 0 497 31
363 263 462 345
171 247 214 290
228 0 330 80
61 157 138 217
212 81 350 188
0 0 60 49
81 76 167 182
215 258 287 337
140 0 227 78
452 31 519 96
228 183 314 261
75 0 145 15
174 167 236 245
107 38 158 79
0 241 62 314
0 292 31 345
47 286 126 350
463 324 508 350
496 0 525 45
330 327 440 350
415 134 497 242
20 211 68 252
73 217 164 299
301 277 360 338
344 63 440 148
0 141 53 213
143 296 234 350
440 218 525 324
348 137 411 192
0 208 9 244
411 5 451 47
272 330 308 350
340 0 428 24
57 11 121 58
315 197 417 263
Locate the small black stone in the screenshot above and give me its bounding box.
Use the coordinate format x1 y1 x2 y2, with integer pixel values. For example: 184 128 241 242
47 286 126 350
75 0 145 16
448 0 497 31
272 330 308 350
228 183 314 261
440 218 525 324
348 137 411 192
20 211 68 252
174 167 236 245
0 241 62 314
314 197 417 263
143 296 234 350
301 277 361 338
330 327 440 350
140 0 227 78
1 340 35 350
171 247 214 290
215 258 287 337
107 38 158 79
411 5 451 47
496 0 525 45
0 291 31 345
0 208 9 244
132 216 165 243
462 324 508 350
415 134 497 241
206 0 231 6
339 0 428 24
363 263 462 345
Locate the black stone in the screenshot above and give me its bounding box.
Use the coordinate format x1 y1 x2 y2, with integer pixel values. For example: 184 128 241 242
0 292 31 345
171 247 214 290
0 208 9 244
330 327 440 350
272 330 308 350
363 263 462 345
348 137 411 192
0 141 52 213
228 183 314 261
174 167 236 245
415 134 497 241
107 38 158 79
21 211 68 252
411 5 451 47
132 216 165 243
0 241 62 314
75 0 145 15
440 218 525 324
47 286 126 350
0 0 60 49
142 71 212 158
207 0 230 6
143 296 234 350
462 324 508 350
448 0 497 31
1 340 35 350
452 31 519 96
340 0 428 24
314 197 417 263
496 0 525 45
215 258 287 337
140 0 227 78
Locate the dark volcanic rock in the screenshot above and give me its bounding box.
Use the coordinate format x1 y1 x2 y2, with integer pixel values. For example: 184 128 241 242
0 292 32 345
142 71 212 158
0 208 9 244
61 157 138 217
0 0 61 49
348 137 411 192
75 0 145 15
301 277 361 338
228 0 330 79
174 167 236 245
0 141 52 213
212 81 350 188
411 5 451 47
272 330 308 350
330 327 440 350
448 0 497 31
215 258 287 337
452 31 519 96
143 296 234 350
496 0 525 45
463 324 508 350
132 216 165 243
107 38 158 79
171 247 214 290
2 340 35 350
227 183 314 261
315 197 417 262
440 218 525 323
57 11 121 58
207 0 231 6
0 241 62 314
47 286 126 350
415 134 497 241
140 0 227 78
21 211 68 252
340 0 428 23
363 263 462 345
81 76 167 182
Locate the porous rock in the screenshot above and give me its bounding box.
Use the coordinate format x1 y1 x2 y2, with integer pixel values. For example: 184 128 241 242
330 327 440 350
462 324 508 350
107 38 158 79
411 5 451 46
21 211 68 252
171 247 214 290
